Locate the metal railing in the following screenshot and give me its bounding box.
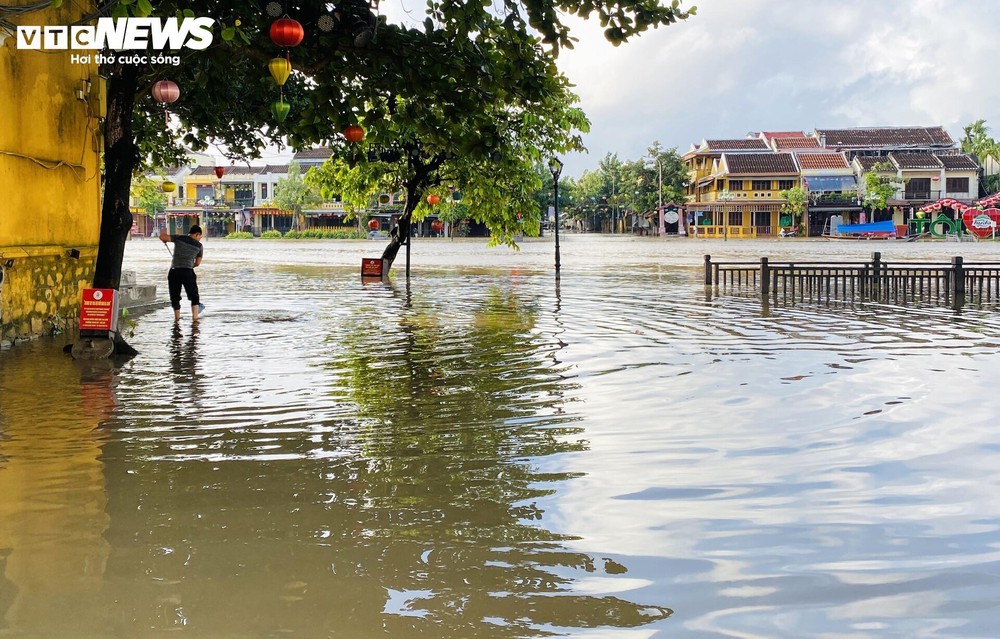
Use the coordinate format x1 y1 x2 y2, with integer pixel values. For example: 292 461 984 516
704 253 1000 305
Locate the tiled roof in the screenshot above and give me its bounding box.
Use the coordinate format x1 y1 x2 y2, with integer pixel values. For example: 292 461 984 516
890 152 943 169
725 152 798 175
797 153 850 170
936 154 978 170
704 138 769 151
293 147 333 160
260 164 290 174
775 137 821 149
190 166 219 176
760 131 806 139
223 165 265 176
816 126 954 148
855 156 891 171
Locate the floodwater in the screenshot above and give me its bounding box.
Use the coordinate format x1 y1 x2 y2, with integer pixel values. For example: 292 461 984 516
3 235 1000 638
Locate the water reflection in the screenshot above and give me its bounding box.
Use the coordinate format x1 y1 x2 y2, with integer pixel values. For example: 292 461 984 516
5 238 1000 637
86 276 673 637
0 341 114 636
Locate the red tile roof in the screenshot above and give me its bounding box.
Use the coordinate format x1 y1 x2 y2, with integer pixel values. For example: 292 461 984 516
759 131 806 142
705 138 769 151
775 137 821 149
816 126 953 148
797 153 850 170
725 152 798 175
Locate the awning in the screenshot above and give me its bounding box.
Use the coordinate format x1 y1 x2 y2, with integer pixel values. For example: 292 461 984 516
804 175 857 192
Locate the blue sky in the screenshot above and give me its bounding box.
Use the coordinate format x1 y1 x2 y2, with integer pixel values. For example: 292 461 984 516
555 0 1000 176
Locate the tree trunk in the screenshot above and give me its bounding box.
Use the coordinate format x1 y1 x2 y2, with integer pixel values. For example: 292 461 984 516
93 64 141 290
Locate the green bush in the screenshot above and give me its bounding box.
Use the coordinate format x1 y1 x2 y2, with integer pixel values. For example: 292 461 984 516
285 228 366 239
224 231 253 239
260 230 283 238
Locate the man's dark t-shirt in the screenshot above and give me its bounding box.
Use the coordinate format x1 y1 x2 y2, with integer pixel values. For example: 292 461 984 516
170 235 203 269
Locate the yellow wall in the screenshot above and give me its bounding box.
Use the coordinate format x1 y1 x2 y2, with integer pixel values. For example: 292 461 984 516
0 2 102 342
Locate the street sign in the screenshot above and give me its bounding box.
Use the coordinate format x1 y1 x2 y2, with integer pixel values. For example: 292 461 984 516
361 258 387 278
80 288 119 334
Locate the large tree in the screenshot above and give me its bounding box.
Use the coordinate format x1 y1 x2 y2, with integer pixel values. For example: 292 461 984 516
88 0 695 290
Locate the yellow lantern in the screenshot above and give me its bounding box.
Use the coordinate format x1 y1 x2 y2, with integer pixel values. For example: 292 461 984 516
161 180 177 193
268 57 292 86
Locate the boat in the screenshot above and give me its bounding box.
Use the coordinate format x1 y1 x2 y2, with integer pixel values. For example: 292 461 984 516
823 220 899 240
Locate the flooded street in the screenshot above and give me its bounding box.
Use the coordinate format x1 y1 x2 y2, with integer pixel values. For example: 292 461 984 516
3 235 1000 638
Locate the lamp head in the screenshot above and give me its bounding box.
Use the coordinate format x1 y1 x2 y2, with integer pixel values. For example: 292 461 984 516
548 157 563 179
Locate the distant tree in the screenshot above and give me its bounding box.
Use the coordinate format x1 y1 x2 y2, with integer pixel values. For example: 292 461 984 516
778 185 807 225
863 161 905 212
273 161 321 231
960 119 1000 195
131 176 167 218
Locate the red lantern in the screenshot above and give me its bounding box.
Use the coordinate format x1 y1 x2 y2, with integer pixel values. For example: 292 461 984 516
270 18 304 47
431 220 444 233
214 166 225 179
343 124 365 144
151 80 179 104
368 218 380 231
427 194 440 206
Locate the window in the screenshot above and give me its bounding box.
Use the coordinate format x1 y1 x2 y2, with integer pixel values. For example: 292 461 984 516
777 180 795 191
262 183 268 199
177 186 184 199
946 177 969 193
728 210 741 227
728 179 744 191
752 180 771 191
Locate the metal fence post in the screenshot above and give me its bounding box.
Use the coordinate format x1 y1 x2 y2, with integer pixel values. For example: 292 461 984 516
760 257 770 297
951 255 965 296
704 254 712 286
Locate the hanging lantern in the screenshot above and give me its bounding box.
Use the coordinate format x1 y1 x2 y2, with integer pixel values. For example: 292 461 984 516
214 166 225 179
427 194 440 206
343 124 365 144
151 80 179 104
431 220 444 233
271 98 290 123
368 218 380 231
268 57 292 86
161 180 177 193
270 17 304 47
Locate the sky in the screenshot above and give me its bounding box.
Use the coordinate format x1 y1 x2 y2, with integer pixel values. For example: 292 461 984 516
553 0 1000 177
248 0 1000 179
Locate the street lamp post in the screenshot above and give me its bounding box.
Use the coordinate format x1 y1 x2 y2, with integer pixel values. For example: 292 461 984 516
548 157 563 273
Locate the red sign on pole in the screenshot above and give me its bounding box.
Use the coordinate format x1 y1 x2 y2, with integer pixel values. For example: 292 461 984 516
80 288 120 333
361 258 386 278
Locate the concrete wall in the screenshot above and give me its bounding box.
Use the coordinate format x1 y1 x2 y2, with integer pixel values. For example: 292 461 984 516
0 1 102 344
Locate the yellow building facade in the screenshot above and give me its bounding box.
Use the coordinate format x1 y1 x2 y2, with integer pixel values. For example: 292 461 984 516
0 2 102 343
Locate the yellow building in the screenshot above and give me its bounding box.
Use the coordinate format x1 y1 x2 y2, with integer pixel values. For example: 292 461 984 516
0 2 103 343
683 139 799 238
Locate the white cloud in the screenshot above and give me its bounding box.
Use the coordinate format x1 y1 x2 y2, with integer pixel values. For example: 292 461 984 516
558 0 1000 175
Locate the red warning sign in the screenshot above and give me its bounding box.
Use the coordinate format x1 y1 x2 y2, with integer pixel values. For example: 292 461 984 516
80 288 120 332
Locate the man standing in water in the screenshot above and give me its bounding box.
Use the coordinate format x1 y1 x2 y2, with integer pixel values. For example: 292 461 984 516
159 225 204 321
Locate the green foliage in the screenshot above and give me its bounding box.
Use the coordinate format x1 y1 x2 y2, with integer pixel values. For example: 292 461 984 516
260 230 283 239
295 228 367 239
563 145 688 226
863 161 905 211
273 161 321 226
224 231 254 239
98 0 695 279
130 175 167 217
778 185 808 220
